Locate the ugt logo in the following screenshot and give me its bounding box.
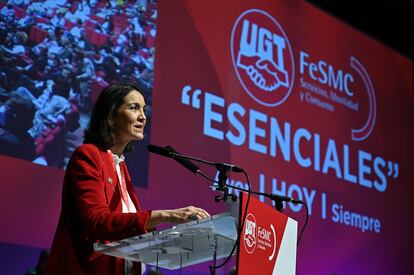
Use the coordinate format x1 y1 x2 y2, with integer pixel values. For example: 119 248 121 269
243 213 257 254
231 9 295 106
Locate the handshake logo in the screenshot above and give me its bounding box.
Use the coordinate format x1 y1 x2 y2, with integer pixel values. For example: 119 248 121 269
231 9 294 107
237 54 289 92
243 213 257 254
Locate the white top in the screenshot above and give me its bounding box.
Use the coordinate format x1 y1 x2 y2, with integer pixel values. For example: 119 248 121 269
111 154 137 213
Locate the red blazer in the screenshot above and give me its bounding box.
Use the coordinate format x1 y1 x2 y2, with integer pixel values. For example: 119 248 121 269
46 144 151 274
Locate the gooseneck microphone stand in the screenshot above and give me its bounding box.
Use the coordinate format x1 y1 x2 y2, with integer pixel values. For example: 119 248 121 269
147 144 309 274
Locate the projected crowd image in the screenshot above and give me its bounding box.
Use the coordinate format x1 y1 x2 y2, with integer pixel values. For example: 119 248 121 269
0 0 157 168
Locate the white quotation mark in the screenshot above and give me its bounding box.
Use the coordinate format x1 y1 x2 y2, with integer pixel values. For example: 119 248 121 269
268 224 276 261
387 161 399 179
181 85 201 109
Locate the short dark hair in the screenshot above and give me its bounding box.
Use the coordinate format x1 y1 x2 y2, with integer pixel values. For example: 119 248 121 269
5 93 35 133
83 82 145 152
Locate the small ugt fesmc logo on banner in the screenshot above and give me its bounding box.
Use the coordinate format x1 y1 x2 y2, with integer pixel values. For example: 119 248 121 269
243 213 257 254
231 9 295 107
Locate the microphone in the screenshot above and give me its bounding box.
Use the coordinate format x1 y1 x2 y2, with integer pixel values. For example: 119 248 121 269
147 144 173 158
147 144 200 174
214 162 244 172
268 193 302 205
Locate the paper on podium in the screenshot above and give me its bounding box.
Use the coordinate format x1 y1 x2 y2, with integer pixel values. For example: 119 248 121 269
94 211 239 270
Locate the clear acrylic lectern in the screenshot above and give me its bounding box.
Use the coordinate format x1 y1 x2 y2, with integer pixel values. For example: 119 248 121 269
94 206 239 270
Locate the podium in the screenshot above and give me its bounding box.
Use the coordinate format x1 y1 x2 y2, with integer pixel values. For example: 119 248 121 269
237 194 298 275
94 202 240 270
94 194 298 274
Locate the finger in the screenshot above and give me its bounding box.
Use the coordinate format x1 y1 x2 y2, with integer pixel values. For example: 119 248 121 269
195 208 210 219
187 214 198 221
196 213 208 220
184 206 196 213
200 208 211 217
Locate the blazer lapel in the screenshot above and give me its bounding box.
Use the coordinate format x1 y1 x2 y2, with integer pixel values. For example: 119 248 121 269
101 150 121 211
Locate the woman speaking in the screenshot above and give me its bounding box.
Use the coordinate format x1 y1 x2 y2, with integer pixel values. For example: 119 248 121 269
46 82 209 274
